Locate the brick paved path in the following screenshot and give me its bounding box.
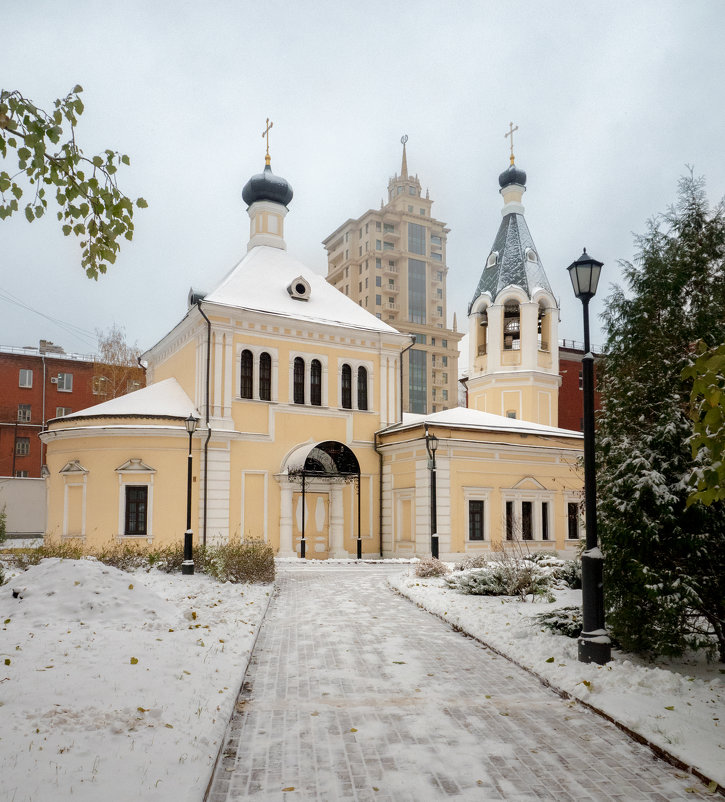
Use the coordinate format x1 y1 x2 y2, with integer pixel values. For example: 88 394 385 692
207 565 706 801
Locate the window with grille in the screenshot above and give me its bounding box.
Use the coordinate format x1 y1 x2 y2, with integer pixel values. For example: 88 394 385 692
469 500 484 541
259 352 272 401
17 404 31 422
357 366 368 411
240 350 253 398
310 359 322 406
124 486 148 536
19 369 33 388
341 364 352 409
293 358 305 404
15 438 30 456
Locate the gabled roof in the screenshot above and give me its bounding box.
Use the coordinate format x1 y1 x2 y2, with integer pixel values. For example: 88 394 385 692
469 212 553 310
204 245 400 334
60 378 198 421
380 406 582 440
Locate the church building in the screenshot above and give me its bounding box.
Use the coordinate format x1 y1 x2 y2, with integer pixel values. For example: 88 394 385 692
40 133 584 559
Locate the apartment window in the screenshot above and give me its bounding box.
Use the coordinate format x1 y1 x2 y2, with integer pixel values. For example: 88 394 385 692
442 356 448 366
310 359 322 406
240 350 253 398
579 371 583 390
376 222 381 231
17 404 31 422
359 246 362 257
365 223 369 233
442 390 448 401
359 227 362 237
376 240 382 250
293 358 305 404
19 369 33 388
436 288 443 299
408 258 427 324
437 271 443 281
124 486 148 536
359 281 362 292
431 252 442 261
442 339 448 348
437 305 443 318
259 352 272 401
15 437 30 456
431 235 442 247
469 500 484 541
408 205 413 212
15 470 29 478
416 334 427 345
375 294 381 305
357 366 368 411
568 503 581 539
126 379 141 393
541 502 550 541
365 277 368 288
408 222 426 255
409 349 427 414
383 241 393 250
383 223 395 233
93 376 109 395
341 364 352 409
56 407 72 417
408 186 416 195
376 258 381 268
375 275 381 287
57 373 73 392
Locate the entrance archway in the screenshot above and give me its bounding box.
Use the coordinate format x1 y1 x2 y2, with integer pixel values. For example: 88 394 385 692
280 441 361 559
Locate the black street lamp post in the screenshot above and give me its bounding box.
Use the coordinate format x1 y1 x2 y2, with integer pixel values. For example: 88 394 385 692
567 249 611 665
182 414 198 576
425 426 439 559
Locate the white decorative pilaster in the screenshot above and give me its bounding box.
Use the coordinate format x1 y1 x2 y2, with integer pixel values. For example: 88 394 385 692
329 484 346 557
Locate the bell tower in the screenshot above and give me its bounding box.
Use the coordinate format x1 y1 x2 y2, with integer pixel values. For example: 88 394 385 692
467 134 560 425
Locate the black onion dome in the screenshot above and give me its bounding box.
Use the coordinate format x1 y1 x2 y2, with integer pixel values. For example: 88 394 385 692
242 164 294 207
498 163 527 189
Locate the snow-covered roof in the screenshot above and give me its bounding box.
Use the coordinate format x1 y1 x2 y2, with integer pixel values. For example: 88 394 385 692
382 406 582 439
204 245 400 334
61 378 198 421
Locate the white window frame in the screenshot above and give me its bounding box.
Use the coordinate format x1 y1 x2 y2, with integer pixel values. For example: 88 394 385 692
287 352 328 407
17 404 31 422
116 459 156 540
236 344 279 402
565 495 584 540
19 369 33 388
336 357 373 411
15 437 30 456
57 372 73 392
463 487 491 544
501 489 556 543
56 406 72 417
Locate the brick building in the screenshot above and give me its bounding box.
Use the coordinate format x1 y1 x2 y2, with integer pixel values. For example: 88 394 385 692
0 341 145 477
557 340 603 432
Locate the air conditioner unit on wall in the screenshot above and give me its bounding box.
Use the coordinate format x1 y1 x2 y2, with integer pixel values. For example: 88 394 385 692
50 377 58 384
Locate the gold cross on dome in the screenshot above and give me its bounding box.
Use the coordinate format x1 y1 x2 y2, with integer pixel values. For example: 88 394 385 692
505 121 518 165
262 118 274 164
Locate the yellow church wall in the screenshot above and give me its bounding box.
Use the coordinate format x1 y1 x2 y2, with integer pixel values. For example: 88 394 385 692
379 424 583 558
150 338 198 398
43 427 198 551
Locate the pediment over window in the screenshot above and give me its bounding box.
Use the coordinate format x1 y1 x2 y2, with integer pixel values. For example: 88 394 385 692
512 476 546 491
59 459 88 474
115 458 156 474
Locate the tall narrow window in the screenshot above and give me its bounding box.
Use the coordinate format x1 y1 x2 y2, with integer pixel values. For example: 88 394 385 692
125 486 148 536
310 359 322 406
259 352 272 401
357 366 368 411
240 350 253 399
521 501 533 540
506 500 514 541
568 503 580 539
541 502 549 541
293 358 305 404
503 302 521 350
409 349 427 414
469 500 484 541
341 364 352 409
408 258 427 324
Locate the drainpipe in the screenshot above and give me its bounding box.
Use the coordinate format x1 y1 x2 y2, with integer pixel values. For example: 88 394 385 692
196 301 212 546
373 430 384 558
41 353 47 470
399 335 416 422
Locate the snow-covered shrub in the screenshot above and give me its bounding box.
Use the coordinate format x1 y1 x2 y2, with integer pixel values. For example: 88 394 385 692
414 557 450 578
207 539 275 584
0 505 6 544
555 559 582 589
535 606 582 638
12 538 85 569
446 560 553 601
94 540 150 571
454 554 489 571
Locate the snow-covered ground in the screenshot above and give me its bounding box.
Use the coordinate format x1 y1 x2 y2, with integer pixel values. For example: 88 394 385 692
0 558 272 801
389 569 725 788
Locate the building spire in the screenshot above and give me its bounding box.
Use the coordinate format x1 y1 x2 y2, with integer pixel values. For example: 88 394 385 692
262 117 274 166
505 121 518 166
400 134 409 178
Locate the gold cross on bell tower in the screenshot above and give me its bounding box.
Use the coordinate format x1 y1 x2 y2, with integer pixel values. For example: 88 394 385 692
262 118 273 165
505 121 518 166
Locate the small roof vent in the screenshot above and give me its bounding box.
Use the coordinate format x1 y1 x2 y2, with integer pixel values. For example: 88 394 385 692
287 276 311 301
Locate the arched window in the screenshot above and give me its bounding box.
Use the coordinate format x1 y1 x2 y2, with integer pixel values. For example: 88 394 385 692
341 364 352 409
310 359 322 406
357 366 368 411
503 301 521 351
293 358 305 404
259 352 272 400
240 350 253 398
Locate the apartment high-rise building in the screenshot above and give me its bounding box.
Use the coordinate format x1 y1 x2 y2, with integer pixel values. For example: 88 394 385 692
323 139 462 414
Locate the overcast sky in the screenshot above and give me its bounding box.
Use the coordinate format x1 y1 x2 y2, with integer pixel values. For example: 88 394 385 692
3 0 724 357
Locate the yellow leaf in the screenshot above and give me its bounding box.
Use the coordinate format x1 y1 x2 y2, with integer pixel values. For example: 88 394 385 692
282 787 295 792
350 727 357 732
130 657 138 665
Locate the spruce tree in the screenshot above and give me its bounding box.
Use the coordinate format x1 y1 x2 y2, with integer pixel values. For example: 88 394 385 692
597 172 725 662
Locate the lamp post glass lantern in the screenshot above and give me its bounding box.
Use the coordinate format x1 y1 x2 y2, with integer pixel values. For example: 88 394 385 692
566 249 611 665
182 414 198 576
425 429 439 559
